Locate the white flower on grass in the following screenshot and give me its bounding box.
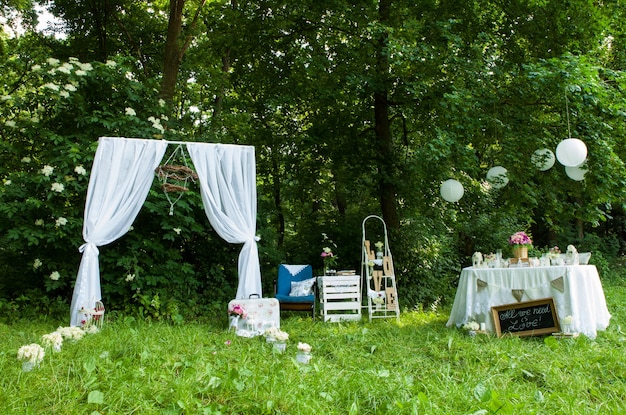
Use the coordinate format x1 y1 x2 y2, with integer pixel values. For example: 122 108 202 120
44 82 60 91
21 156 31 163
78 62 93 71
74 165 87 176
51 182 64 193
35 219 44 226
6 120 16 128
49 271 60 281
158 99 166 107
42 332 63 350
59 91 70 98
1 95 12 101
75 70 87 76
55 217 68 226
31 64 41 72
125 107 136 117
17 344 45 364
463 321 480 331
105 60 117 67
125 273 135 282
47 57 60 66
3 179 11 186
297 342 312 352
33 258 42 269
173 228 181 235
56 326 85 341
64 84 77 92
41 165 54 176
125 72 135 81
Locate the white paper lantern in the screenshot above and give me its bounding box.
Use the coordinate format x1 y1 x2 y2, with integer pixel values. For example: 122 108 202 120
565 164 587 181
440 179 464 202
486 166 509 189
531 148 556 171
556 138 587 167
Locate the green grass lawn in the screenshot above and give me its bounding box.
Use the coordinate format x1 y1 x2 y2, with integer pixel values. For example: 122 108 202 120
1 282 625 415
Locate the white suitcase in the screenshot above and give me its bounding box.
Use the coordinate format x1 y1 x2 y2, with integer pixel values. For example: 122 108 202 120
228 296 280 336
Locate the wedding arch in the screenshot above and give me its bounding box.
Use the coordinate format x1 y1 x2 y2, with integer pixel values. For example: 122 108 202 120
70 136 261 326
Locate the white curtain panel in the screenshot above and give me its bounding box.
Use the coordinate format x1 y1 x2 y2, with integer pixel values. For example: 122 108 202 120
70 137 167 326
187 143 262 299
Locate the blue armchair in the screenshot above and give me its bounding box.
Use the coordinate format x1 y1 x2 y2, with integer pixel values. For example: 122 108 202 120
275 264 316 318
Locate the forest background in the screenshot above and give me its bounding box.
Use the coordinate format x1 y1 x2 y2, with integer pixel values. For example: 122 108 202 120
2 0 626 323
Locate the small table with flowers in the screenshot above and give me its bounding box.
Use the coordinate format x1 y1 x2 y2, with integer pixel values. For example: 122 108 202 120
446 264 611 339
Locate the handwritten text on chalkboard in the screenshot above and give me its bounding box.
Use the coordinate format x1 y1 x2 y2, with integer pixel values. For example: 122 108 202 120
491 298 559 337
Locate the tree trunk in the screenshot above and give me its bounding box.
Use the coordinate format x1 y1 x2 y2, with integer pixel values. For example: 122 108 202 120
160 0 185 102
374 0 400 230
213 0 237 119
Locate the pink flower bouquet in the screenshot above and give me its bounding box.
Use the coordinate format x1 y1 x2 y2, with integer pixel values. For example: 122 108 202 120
508 231 532 246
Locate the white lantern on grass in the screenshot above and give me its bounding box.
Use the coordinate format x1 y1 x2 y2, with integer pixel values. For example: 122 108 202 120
486 166 509 189
440 179 464 202
556 138 587 167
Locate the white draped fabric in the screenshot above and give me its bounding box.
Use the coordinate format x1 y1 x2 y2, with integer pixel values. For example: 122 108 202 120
70 137 168 326
187 143 261 299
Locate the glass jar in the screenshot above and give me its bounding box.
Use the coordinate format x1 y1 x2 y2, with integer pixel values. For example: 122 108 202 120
296 351 312 364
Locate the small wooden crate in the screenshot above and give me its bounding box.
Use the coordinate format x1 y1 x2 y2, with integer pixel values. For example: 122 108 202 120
318 275 361 322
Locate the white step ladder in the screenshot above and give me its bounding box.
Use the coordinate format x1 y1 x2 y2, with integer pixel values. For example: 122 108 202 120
361 215 400 321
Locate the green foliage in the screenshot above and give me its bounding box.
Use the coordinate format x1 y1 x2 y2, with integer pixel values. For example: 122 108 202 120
4 0 626 315
0 44 239 318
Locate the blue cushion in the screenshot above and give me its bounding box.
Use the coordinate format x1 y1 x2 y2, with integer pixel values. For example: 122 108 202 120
276 264 314 300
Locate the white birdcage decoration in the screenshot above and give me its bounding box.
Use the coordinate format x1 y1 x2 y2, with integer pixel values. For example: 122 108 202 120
79 301 105 330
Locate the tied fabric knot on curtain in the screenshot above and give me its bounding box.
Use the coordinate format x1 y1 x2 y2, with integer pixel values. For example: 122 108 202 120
78 242 99 255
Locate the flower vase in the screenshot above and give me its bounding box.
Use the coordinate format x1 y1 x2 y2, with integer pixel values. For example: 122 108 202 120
229 315 239 331
22 361 35 372
273 342 286 353
512 246 528 259
296 351 312 364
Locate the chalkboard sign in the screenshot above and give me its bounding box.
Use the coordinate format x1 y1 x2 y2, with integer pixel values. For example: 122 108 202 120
491 298 560 337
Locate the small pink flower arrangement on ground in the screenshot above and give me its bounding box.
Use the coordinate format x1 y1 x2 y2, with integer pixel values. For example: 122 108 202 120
228 304 248 319
509 231 532 246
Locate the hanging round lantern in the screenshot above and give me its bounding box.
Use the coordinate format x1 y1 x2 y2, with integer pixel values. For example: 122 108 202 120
486 166 509 189
531 148 556 171
440 179 464 202
556 138 587 167
565 164 587 181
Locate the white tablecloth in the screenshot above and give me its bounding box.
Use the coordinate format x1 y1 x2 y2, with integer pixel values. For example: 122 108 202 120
446 265 611 339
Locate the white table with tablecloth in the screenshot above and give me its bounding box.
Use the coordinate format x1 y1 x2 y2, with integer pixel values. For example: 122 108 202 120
446 265 611 339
